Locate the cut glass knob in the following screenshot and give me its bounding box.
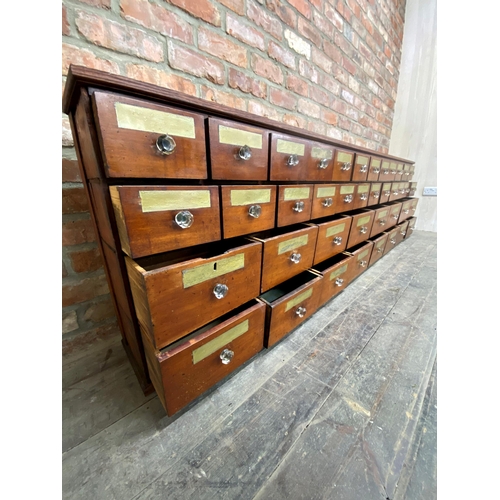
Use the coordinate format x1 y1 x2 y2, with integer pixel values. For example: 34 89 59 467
360 194 368 201
213 283 228 299
401 231 406 236
379 219 386 226
373 191 380 197
156 134 176 155
238 145 252 160
333 236 342 245
248 205 261 218
220 349 234 365
359 260 367 267
373 167 381 174
403 209 410 214
390 239 396 245
341 162 351 171
335 278 344 286
377 247 383 253
360 164 368 172
174 211 194 229
322 197 333 207
293 201 305 212
296 306 306 318
287 154 299 167
360 226 368 234
383 169 390 175
344 194 353 203
385 191 391 196
318 158 329 169
290 252 301 264
393 191 399 196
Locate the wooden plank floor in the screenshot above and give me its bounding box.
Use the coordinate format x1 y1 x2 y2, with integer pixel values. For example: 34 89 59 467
62 230 437 500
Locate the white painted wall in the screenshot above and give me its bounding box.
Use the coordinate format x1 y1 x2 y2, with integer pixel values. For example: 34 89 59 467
389 0 437 232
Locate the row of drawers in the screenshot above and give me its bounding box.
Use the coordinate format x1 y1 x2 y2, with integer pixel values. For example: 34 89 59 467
148 217 416 415
126 198 417 352
111 183 418 258
92 91 415 182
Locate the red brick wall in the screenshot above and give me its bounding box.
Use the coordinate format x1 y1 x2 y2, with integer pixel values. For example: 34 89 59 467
62 0 407 339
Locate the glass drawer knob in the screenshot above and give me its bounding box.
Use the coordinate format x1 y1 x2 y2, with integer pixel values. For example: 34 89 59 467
156 134 176 155
248 205 261 218
390 239 396 245
333 236 342 245
403 209 410 214
373 167 380 174
391 170 397 174
174 210 194 229
360 194 368 201
213 283 228 299
360 226 368 234
360 164 368 172
373 191 380 197
238 145 252 160
293 201 305 212
385 190 391 196
401 231 406 236
287 154 299 167
341 162 351 171
290 252 302 264
392 214 399 219
335 277 344 286
220 348 234 365
322 197 333 207
379 219 386 226
411 207 416 211
296 306 307 318
377 247 383 253
344 194 353 203
383 169 390 175
319 158 329 169
393 191 399 195
359 260 367 267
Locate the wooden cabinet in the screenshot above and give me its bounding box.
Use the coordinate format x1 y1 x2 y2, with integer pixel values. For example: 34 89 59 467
64 65 417 416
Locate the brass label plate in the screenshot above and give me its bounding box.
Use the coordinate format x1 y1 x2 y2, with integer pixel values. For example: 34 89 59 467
317 187 336 198
382 183 392 191
371 183 381 191
192 319 249 364
382 160 390 169
182 253 245 288
391 206 401 214
377 210 388 219
278 234 309 255
219 125 263 149
337 152 353 163
326 223 346 237
358 185 369 193
139 190 211 213
390 162 397 170
371 158 381 167
285 288 313 312
357 215 371 226
115 102 196 138
311 147 333 160
403 201 411 209
283 187 310 200
397 163 403 171
340 186 355 194
276 139 305 156
230 189 271 206
329 264 348 280
357 249 370 260
356 155 369 165
376 239 386 248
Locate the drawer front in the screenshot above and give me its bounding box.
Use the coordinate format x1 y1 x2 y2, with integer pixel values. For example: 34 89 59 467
130 241 262 350
352 154 371 182
367 157 382 181
93 91 207 179
337 184 358 211
349 241 374 280
311 184 339 219
387 203 403 228
313 216 352 265
379 160 394 182
410 197 419 216
266 274 323 347
370 206 391 238
383 228 399 255
379 183 392 204
351 183 370 210
332 149 354 182
409 182 417 197
270 133 311 181
398 200 413 223
408 164 415 181
367 183 382 206
406 217 417 238
208 118 269 180
277 185 313 227
394 163 404 181
400 182 411 197
110 185 220 258
159 301 265 415
369 234 389 267
259 225 318 292
221 186 277 239
389 182 402 202
308 142 336 181
347 211 375 248
318 254 355 306
395 221 410 244
403 164 411 180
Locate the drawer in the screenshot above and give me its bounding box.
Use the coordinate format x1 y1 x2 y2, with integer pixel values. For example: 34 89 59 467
260 271 323 347
367 157 382 182
332 149 354 182
394 162 404 181
367 183 382 206
270 133 311 181
400 182 410 197
346 241 374 281
208 118 269 180
410 197 419 216
125 239 262 350
221 185 277 239
379 182 392 204
379 160 394 182
409 182 417 197
313 252 355 306
308 141 336 181
92 91 207 179
386 202 403 228
254 224 319 292
403 163 411 180
346 209 375 248
312 214 352 265
352 153 371 182
395 220 410 244
370 205 391 238
337 184 358 211
148 300 265 416
408 164 415 181
398 199 413 223
389 182 403 202
351 183 370 210
383 227 400 255
277 185 313 227
311 184 340 219
110 185 221 258
406 217 417 238
368 233 389 267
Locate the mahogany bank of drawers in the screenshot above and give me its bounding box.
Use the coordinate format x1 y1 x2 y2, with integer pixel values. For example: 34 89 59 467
63 66 418 416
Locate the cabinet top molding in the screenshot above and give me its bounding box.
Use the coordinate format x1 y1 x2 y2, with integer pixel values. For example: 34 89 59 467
63 65 414 165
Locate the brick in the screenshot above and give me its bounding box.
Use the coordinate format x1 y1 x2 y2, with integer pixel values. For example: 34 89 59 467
312 9 333 38
297 98 320 119
336 0 352 23
284 29 311 59
63 187 89 214
345 0 360 18
218 0 245 15
62 4 70 36
323 40 342 65
283 113 307 129
332 98 347 115
288 0 311 19
351 122 362 135
309 86 330 107
321 109 338 126
166 0 220 26
320 73 341 96
248 100 282 122
286 74 308 97
168 42 225 85
83 298 116 323
354 96 367 112
248 1 283 39
298 17 322 47
268 41 296 69
62 274 110 307
339 117 352 131
325 3 344 31
372 96 382 109
62 116 73 147
63 310 78 334
374 73 384 88
62 218 96 246
63 261 68 278
120 0 193 44
333 65 349 85
228 68 267 98
335 30 353 57
367 78 379 95
227 14 266 51
341 89 354 104
348 75 360 93
79 0 111 8
326 126 343 140
270 87 297 111
359 41 373 62
311 47 332 74
342 56 357 75
69 247 103 273
62 43 120 76
62 158 81 183
309 0 322 9
264 0 296 29
307 120 326 136
299 59 319 84
200 86 247 111
251 53 283 85
346 106 359 121
75 10 163 62
199 27 248 68
126 64 196 95
361 10 374 35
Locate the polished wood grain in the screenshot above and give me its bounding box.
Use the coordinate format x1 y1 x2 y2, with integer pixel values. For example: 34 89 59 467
367 156 382 182
386 202 403 229
351 153 371 182
346 240 374 281
276 185 313 227
379 182 392 204
394 163 404 181
208 118 269 181
88 181 116 250
410 197 419 216
406 217 417 238
221 185 277 239
397 199 413 224
368 233 389 267
346 209 375 248
331 149 354 182
92 91 207 179
369 205 392 238
383 227 400 255
395 220 410 245
269 133 311 181
312 253 355 306
367 182 382 207
351 183 370 210
379 160 395 182
312 215 352 265
310 184 341 220
336 183 357 212
307 140 336 181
